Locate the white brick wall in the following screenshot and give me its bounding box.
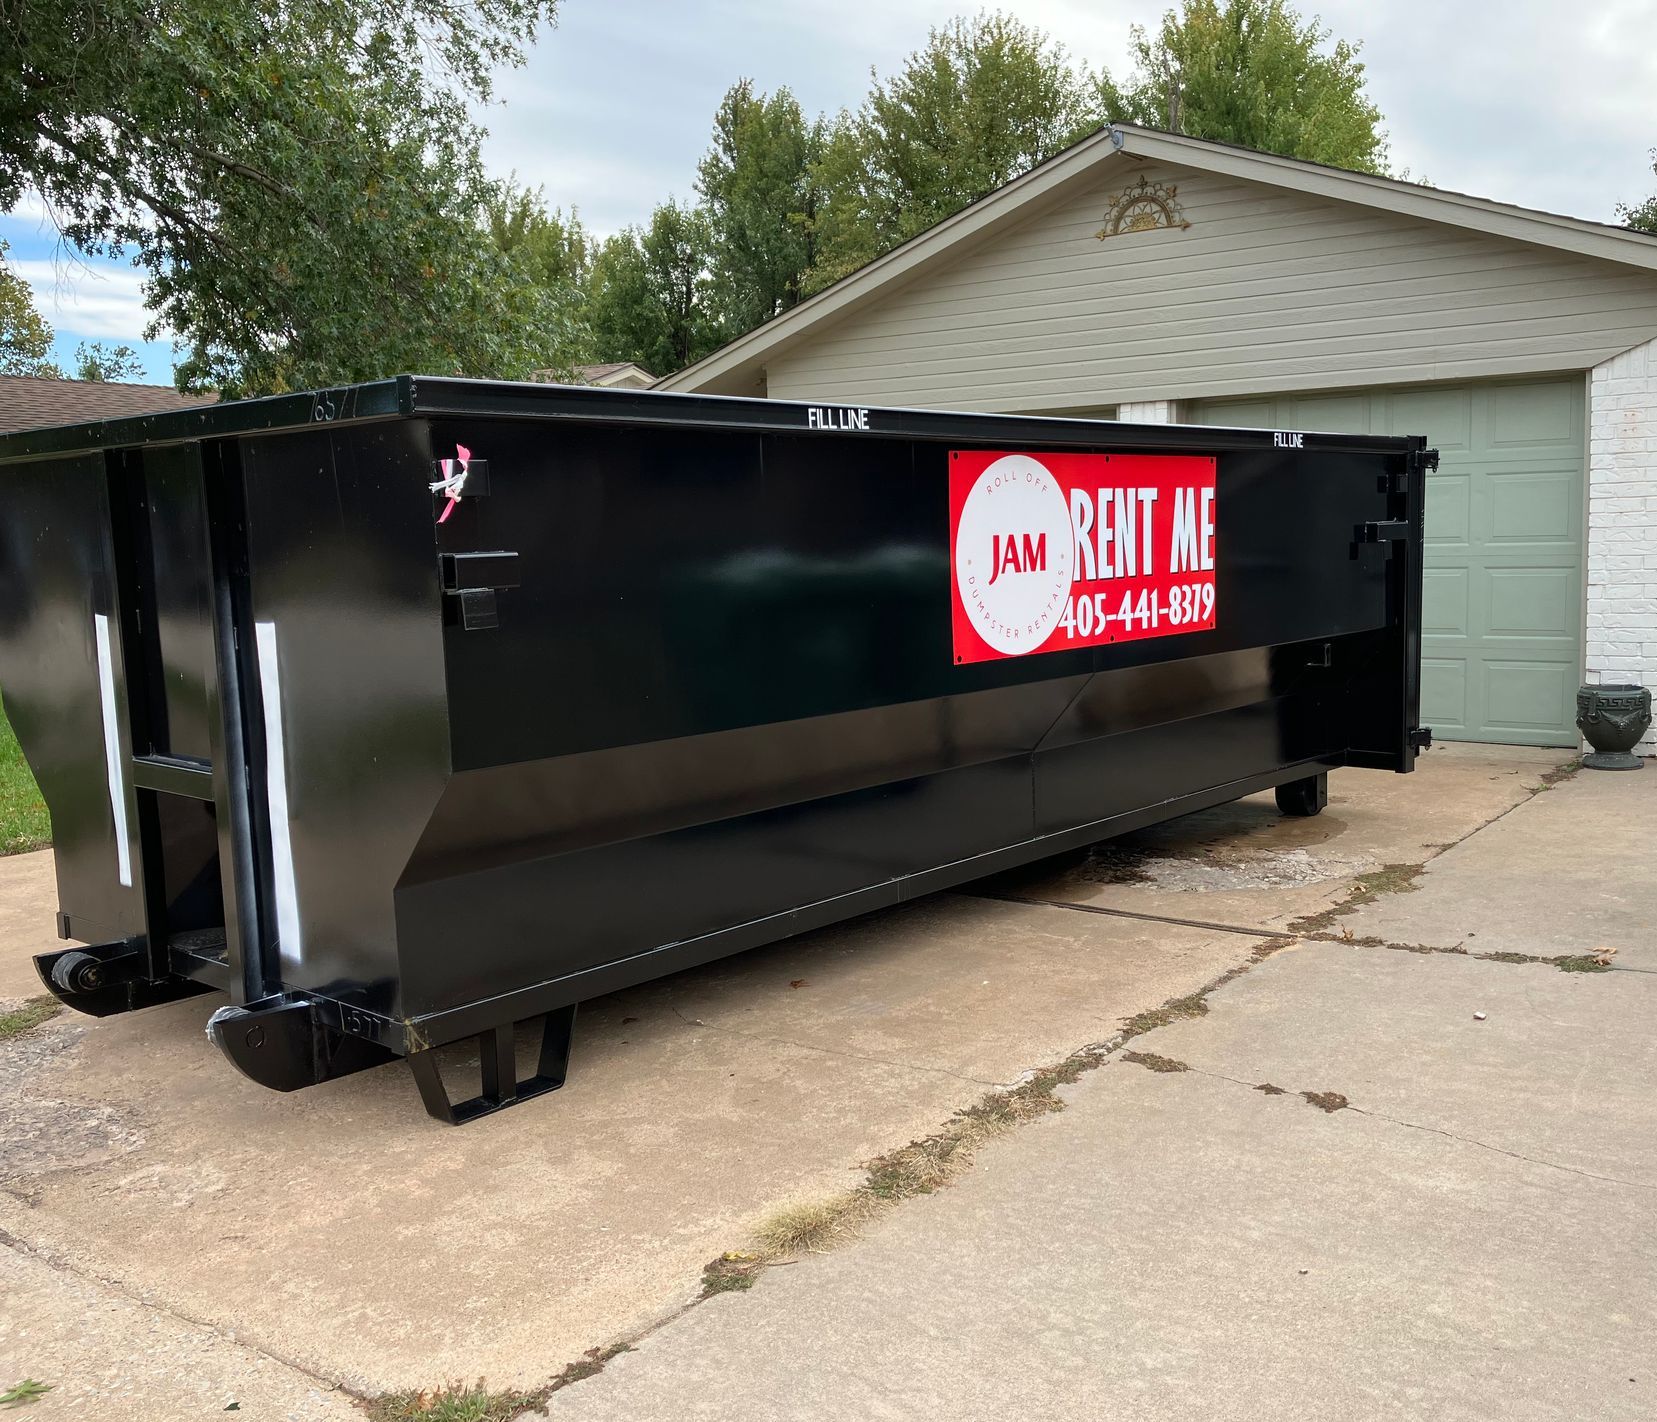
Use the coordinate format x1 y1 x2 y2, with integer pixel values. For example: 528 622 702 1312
1118 399 1178 424
1586 336 1657 753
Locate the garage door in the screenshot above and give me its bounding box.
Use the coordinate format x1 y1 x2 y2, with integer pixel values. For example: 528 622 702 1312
1188 380 1585 745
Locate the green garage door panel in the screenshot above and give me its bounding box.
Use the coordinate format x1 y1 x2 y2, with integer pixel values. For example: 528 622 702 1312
1189 380 1584 746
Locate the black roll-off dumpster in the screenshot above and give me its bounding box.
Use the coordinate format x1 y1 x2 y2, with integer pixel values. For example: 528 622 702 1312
0 379 1432 1122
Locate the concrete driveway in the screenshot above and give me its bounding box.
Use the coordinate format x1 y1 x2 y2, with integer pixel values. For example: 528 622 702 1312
5 743 1648 1418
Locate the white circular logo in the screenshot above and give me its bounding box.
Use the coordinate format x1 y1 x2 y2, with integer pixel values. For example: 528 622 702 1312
954 454 1072 655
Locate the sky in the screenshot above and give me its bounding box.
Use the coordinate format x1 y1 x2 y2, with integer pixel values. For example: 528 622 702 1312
5 0 1656 384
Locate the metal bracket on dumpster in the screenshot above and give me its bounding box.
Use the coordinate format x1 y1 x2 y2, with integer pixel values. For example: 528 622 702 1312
441 550 519 632
406 1004 578 1126
1352 518 1411 559
35 941 215 1018
207 995 400 1092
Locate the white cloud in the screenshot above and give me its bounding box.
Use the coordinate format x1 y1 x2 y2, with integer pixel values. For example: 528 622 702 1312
487 0 1657 231
10 256 167 341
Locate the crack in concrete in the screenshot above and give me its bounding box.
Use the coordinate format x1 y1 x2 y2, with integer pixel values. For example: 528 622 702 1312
665 1006 1006 1089
964 891 1285 941
1120 1061 1657 1195
0 1224 355 1401
1300 933 1624 975
1346 1106 1657 1194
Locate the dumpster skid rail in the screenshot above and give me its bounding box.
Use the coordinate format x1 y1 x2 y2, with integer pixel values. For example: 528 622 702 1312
0 377 1432 1124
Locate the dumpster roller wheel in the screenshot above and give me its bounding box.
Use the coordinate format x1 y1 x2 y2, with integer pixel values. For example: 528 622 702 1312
50 950 105 995
34 942 214 1018
1275 772 1328 818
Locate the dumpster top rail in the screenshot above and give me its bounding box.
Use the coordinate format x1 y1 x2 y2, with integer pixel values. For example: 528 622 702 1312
0 374 1424 464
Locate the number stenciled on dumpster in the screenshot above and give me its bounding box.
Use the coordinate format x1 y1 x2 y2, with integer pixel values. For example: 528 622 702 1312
948 449 1217 664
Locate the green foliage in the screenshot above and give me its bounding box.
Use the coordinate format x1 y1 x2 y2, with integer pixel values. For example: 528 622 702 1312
0 241 60 377
72 339 143 381
0 997 60 1042
586 200 720 375
365 1382 542 1422
697 80 825 331
809 13 1100 289
2 0 563 395
1097 0 1389 174
0 697 49 854
483 183 593 374
0 1379 52 1408
1619 150 1657 233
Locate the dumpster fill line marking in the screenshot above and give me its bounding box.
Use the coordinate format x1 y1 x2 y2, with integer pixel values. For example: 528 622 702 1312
93 614 133 888
255 622 303 965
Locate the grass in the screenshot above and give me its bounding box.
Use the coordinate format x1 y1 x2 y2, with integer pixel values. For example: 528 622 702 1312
0 997 60 1042
0 1379 52 1408
365 1348 634 1421
364 1383 542 1422
0 700 49 855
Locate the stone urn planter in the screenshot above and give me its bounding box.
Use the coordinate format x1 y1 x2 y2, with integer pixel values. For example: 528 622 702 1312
1576 683 1652 770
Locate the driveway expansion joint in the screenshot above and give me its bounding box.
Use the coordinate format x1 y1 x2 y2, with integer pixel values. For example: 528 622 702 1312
0 1224 353 1400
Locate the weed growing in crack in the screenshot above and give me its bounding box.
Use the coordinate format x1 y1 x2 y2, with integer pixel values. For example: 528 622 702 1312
755 1197 871 1256
365 1380 547 1422
366 1345 634 1420
1288 861 1427 935
1121 1050 1189 1074
1255 1083 1288 1096
701 1253 762 1293
1120 992 1210 1037
1300 1091 1350 1113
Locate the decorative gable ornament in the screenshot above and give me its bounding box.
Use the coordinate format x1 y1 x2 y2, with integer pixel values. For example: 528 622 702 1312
1096 175 1191 240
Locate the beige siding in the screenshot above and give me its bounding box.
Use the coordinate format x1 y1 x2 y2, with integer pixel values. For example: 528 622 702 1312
764 159 1657 412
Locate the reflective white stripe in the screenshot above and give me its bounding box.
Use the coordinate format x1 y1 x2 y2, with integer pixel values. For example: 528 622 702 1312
92 614 133 888
255 621 302 966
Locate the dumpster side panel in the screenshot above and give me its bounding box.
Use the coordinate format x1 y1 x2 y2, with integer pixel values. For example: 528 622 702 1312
238 420 451 1016
392 416 1401 1026
0 452 146 947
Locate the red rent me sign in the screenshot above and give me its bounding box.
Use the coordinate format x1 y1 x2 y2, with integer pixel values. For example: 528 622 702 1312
948 449 1217 665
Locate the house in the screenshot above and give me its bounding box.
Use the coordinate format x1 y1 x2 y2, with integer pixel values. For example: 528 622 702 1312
660 124 1657 752
573 362 656 390
0 373 214 435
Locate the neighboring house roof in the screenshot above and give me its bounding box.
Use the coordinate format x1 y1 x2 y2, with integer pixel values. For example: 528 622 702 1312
0 374 215 434
574 362 657 389
660 123 1657 396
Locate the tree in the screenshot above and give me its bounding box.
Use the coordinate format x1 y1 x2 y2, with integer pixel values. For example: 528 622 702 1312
1619 150 1657 233
484 183 594 373
0 241 60 376
809 13 1100 290
586 201 721 375
73 340 143 381
2 0 562 395
696 80 824 331
1097 0 1388 174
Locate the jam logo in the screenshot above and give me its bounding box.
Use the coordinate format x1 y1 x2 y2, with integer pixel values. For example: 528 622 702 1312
949 449 1217 664
951 453 1073 656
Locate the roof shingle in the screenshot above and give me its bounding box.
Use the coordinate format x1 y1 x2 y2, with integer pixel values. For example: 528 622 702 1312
0 374 215 434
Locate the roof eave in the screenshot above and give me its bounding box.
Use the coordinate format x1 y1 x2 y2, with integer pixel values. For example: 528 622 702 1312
1114 126 1657 272
660 122 1657 395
